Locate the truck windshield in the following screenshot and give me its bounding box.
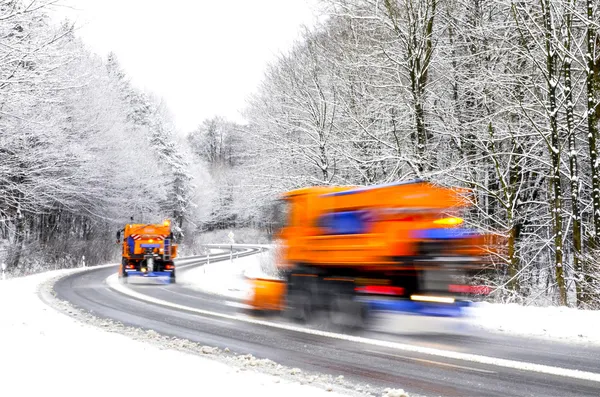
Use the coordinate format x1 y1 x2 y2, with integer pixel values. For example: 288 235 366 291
271 199 290 234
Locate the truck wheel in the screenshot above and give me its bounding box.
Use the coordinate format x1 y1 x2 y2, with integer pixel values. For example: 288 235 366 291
119 259 129 284
329 295 368 330
285 289 311 323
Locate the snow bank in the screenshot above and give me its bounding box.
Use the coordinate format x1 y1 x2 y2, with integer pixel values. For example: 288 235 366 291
178 250 275 301
383 389 409 397
0 268 352 397
467 302 600 345
182 248 600 345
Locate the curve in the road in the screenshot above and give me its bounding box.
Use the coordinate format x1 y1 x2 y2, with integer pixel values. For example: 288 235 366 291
52 245 600 397
108 273 600 382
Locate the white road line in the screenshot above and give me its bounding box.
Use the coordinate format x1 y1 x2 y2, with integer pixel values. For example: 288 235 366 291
157 286 219 302
365 349 496 374
225 301 253 309
106 273 600 384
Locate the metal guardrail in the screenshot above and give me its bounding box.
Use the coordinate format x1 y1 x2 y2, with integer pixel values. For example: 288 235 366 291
173 245 268 267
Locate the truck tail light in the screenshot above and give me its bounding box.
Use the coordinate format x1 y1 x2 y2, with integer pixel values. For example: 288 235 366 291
449 284 491 295
355 286 405 295
165 264 174 270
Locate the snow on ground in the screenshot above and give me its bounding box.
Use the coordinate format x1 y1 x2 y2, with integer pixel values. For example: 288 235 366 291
466 301 600 345
0 268 354 397
179 249 275 301
181 248 600 345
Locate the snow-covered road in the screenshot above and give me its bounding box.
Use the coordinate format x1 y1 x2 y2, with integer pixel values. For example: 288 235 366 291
0 268 353 397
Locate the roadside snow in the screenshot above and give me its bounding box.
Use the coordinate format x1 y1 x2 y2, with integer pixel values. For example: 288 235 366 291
466 301 600 345
181 248 600 346
178 249 275 301
0 268 353 397
383 389 409 397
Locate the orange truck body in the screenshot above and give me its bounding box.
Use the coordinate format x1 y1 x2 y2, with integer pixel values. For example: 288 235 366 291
248 180 490 314
278 180 481 271
117 220 178 283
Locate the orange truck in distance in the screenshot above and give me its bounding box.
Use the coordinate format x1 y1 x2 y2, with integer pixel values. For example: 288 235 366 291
248 179 491 327
116 220 178 284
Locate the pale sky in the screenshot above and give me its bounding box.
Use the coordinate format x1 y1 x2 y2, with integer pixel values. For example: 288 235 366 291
49 0 320 133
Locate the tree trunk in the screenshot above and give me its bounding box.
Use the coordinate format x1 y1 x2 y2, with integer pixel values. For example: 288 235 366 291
583 0 600 304
585 0 600 244
9 209 26 271
542 0 566 305
384 0 436 175
563 2 583 306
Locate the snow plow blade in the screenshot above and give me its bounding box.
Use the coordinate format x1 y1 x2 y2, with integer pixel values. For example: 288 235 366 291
363 299 472 318
247 278 286 311
125 271 174 284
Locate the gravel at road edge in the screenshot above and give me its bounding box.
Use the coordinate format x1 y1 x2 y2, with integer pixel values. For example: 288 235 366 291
40 268 404 397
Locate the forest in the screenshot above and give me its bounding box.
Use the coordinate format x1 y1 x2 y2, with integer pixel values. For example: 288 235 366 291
0 1 195 274
2 0 600 307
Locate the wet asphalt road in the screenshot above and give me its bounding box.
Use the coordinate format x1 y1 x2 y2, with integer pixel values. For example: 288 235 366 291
53 247 600 397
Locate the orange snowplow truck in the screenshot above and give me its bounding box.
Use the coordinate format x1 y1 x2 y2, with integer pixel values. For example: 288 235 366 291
248 179 490 324
116 220 178 284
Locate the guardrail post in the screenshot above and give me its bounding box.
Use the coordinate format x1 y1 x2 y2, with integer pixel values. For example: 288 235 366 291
205 250 209 274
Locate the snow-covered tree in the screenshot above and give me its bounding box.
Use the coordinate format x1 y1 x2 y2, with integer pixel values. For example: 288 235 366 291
232 0 600 307
0 1 190 273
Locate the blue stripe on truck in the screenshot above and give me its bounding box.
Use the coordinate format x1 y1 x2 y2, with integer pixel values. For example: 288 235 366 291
365 299 472 318
412 227 476 240
126 271 172 277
